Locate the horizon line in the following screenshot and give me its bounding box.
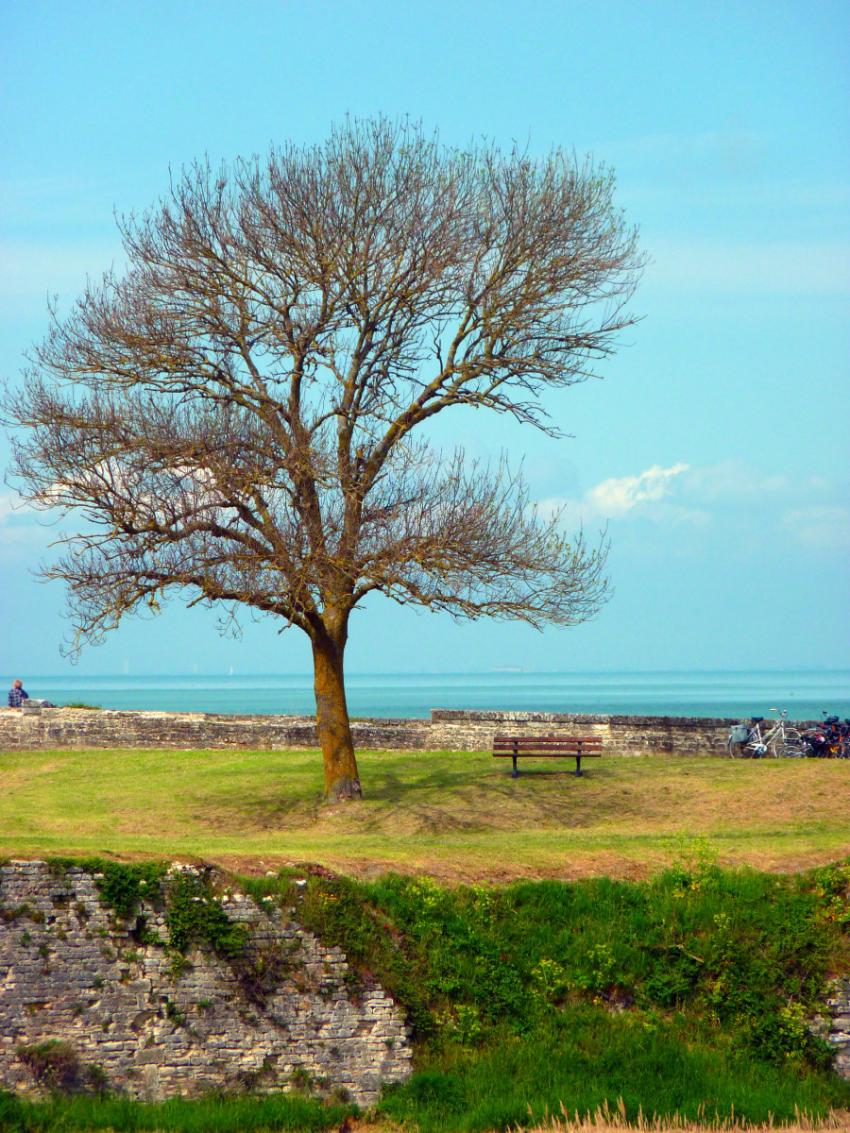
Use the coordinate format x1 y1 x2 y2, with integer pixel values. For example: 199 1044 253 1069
9 667 849 679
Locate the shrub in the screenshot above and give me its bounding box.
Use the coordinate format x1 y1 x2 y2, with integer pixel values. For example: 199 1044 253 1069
17 1041 83 1092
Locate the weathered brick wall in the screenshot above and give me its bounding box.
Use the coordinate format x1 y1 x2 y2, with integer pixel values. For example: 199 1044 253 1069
0 861 411 1104
0 704 816 755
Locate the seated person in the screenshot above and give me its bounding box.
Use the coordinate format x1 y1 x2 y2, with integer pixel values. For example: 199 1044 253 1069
8 679 29 707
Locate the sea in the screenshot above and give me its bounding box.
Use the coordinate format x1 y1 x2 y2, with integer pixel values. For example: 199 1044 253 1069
17 670 850 721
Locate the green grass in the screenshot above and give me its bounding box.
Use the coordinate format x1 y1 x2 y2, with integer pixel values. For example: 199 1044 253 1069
0 1091 351 1131
379 1017 849 1132
0 748 848 878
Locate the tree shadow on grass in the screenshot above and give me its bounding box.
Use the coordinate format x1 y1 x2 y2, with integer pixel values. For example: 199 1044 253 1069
348 762 618 835
186 758 681 841
189 789 325 833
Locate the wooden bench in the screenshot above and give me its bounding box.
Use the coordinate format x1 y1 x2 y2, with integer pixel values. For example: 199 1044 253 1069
493 734 603 778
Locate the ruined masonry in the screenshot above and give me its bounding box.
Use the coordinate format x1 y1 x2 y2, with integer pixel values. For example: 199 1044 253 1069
0 861 412 1104
824 979 850 1080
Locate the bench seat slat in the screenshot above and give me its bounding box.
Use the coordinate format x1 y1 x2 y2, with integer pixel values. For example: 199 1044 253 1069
493 739 602 750
493 735 601 744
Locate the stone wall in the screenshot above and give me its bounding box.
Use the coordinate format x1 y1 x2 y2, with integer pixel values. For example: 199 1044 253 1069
0 861 411 1105
2 861 849 1098
428 708 745 754
0 703 806 756
0 705 430 752
824 979 850 1079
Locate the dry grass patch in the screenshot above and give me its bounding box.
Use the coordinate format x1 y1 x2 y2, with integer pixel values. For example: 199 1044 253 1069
352 1111 850 1132
521 1111 850 1132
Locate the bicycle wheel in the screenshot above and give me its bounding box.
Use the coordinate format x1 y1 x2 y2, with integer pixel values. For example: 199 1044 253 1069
769 737 799 758
727 735 740 758
784 728 804 758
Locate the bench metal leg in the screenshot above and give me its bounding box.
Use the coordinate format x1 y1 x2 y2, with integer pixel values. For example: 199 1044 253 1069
511 755 519 778
575 755 582 776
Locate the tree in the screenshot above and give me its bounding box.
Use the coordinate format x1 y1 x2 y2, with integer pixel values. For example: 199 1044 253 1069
6 119 643 801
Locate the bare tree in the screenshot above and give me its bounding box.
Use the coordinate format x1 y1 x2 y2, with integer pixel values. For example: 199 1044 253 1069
6 119 643 801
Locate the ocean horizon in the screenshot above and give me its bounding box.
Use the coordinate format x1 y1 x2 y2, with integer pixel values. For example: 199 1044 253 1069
9 669 849 721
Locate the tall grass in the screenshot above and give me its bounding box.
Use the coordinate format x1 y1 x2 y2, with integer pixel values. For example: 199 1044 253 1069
527 1102 850 1130
378 1014 849 1131
0 1092 351 1132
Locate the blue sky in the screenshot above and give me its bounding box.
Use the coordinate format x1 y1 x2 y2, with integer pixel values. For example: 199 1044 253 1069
1 0 848 677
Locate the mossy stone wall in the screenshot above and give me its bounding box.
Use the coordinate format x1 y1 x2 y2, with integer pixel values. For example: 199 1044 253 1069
0 861 411 1105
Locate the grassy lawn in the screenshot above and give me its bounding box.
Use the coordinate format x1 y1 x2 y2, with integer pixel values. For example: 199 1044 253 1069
0 747 848 878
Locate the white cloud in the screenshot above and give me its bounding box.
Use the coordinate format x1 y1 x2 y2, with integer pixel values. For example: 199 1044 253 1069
0 492 57 555
585 463 690 517
539 462 694 525
0 174 125 226
0 491 37 523
680 461 789 503
610 128 767 166
0 239 125 306
783 505 850 551
538 461 848 559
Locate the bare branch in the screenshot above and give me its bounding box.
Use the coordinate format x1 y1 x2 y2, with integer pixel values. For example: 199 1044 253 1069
3 118 642 798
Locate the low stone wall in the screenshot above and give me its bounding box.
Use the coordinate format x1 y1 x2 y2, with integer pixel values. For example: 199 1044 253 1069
429 709 743 754
0 705 430 752
0 704 804 756
0 861 411 1104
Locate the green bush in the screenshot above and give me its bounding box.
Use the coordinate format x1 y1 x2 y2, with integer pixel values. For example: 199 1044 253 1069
164 872 247 959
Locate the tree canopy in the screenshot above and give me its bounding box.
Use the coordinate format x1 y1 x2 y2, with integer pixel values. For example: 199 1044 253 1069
7 119 643 799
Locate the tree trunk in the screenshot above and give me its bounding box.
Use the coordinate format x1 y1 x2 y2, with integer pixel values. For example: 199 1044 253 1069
311 629 362 801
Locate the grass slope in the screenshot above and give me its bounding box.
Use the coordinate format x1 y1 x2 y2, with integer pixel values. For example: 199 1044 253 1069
0 749 848 878
3 859 850 1131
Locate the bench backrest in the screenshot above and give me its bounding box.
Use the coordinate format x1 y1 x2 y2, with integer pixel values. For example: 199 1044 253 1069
493 735 603 756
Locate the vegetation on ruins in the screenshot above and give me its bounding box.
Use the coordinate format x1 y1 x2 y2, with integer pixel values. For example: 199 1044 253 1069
3 857 850 1131
5 118 643 800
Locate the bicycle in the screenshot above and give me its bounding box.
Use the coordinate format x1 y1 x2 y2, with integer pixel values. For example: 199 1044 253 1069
802 713 850 759
728 708 804 758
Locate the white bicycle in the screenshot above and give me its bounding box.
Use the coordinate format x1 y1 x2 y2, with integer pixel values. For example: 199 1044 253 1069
728 708 804 758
